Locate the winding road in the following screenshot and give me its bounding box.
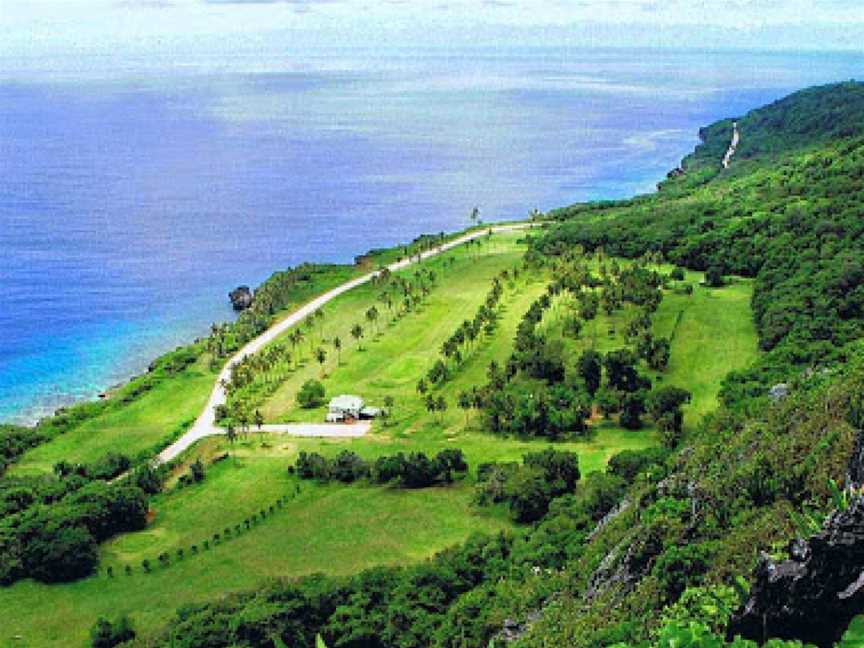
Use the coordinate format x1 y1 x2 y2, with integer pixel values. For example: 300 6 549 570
722 121 740 169
156 222 533 464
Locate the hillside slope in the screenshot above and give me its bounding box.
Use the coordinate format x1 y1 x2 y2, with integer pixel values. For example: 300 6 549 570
130 80 864 648
520 80 864 646
7 81 863 648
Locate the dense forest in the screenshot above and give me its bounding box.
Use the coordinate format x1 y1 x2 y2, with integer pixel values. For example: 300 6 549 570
4 81 864 647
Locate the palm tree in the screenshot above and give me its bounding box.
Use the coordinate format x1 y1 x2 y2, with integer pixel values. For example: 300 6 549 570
289 330 302 368
351 323 364 350
305 317 316 352
435 395 447 423
365 306 379 335
425 394 437 418
383 395 394 425
315 347 327 376
332 336 342 365
315 309 326 337
458 390 473 426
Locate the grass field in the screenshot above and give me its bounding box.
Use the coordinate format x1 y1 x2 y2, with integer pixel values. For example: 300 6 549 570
1 471 507 647
539 264 757 428
9 354 217 476
260 232 540 425
654 271 758 418
0 233 758 647
0 423 659 647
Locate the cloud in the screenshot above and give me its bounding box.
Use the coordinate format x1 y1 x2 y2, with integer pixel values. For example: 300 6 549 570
1 0 862 59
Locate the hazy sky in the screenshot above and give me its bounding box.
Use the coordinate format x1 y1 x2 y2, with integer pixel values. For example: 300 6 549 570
2 0 864 58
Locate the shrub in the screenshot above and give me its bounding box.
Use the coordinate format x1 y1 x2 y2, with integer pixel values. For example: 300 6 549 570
297 379 326 408
329 450 370 483
296 451 331 480
17 515 99 583
705 266 725 287
608 447 671 483
90 615 135 648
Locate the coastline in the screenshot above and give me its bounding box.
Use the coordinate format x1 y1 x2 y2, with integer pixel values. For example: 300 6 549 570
2 221 529 431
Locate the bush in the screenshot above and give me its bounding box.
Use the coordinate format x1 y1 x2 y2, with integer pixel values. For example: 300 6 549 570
330 451 370 483
90 615 135 648
296 449 469 489
505 467 555 523
478 449 582 523
20 517 99 583
619 391 647 430
296 451 331 480
607 447 671 483
705 266 725 287
648 386 693 447
297 379 326 408
652 542 718 601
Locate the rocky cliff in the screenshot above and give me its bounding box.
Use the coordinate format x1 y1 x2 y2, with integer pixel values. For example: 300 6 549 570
729 496 864 647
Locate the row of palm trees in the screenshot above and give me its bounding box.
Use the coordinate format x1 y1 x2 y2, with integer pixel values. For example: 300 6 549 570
218 237 482 429
419 266 516 391
218 259 445 426
218 309 330 426
205 264 324 366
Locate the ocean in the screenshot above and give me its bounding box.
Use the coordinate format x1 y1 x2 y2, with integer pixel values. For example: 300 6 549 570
1 46 861 424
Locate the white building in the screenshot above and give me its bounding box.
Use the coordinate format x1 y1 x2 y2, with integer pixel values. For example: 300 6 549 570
326 395 380 422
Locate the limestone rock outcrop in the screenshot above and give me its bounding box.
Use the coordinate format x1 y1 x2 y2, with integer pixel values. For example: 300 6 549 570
229 286 253 311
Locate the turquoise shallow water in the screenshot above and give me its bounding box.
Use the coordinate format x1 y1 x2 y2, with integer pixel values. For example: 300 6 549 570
1 46 862 424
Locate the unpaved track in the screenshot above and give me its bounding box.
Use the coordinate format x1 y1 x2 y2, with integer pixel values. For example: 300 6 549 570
157 222 532 464
722 121 740 168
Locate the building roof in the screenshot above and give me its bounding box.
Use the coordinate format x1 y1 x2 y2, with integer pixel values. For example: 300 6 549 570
329 395 364 411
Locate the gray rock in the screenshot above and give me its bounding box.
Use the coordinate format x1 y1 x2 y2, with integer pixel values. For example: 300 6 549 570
768 383 789 401
728 497 864 647
229 286 253 311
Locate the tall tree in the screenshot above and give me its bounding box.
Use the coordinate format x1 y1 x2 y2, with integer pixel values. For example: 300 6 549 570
350 324 364 350
315 347 327 376
458 390 473 425
365 306 380 335
332 336 342 365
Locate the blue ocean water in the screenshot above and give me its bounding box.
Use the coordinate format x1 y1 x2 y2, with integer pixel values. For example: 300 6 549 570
1 47 862 424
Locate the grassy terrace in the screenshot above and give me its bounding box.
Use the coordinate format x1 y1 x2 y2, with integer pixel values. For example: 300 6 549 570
6 225 484 477
0 231 758 646
3 452 508 647
9 354 216 477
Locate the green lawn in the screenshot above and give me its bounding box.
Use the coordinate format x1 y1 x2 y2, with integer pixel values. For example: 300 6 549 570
10 354 217 476
258 234 529 424
655 272 758 418
0 235 759 647
1 459 507 647
538 263 757 429
0 423 655 647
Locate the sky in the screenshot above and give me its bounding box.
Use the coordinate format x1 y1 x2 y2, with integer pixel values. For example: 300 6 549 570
1 0 863 61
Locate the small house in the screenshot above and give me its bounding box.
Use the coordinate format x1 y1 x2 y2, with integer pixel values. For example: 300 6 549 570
326 395 381 423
